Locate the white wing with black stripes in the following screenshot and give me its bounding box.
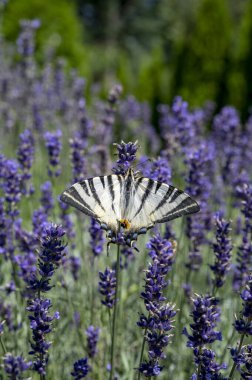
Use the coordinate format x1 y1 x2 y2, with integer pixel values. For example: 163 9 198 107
60 169 200 235
60 175 122 232
125 177 200 232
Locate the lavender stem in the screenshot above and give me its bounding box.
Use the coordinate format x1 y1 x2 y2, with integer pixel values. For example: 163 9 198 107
0 335 7 354
137 328 147 380
109 243 121 380
228 331 246 380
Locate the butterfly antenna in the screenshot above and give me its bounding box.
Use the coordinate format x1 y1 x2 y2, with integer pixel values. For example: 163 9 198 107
132 157 153 171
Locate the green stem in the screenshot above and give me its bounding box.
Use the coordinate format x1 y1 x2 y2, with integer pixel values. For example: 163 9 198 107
220 328 236 363
0 335 7 354
137 325 148 380
196 347 202 380
228 331 246 380
109 244 121 380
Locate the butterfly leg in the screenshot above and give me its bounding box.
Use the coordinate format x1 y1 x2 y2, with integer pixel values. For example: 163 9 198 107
106 241 111 257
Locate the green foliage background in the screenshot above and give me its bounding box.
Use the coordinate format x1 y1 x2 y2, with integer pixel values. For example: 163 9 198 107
2 0 252 116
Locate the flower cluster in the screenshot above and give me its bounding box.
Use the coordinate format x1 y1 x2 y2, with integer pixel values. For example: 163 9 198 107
16 19 40 58
213 106 241 185
40 181 54 213
70 132 87 183
183 295 222 348
185 142 214 271
89 218 105 257
140 156 171 184
17 128 35 194
191 348 227 380
27 298 60 375
98 267 117 308
25 224 66 375
234 276 252 336
71 357 91 379
85 325 100 358
137 234 176 377
97 84 122 146
1 158 22 215
210 213 232 290
3 353 32 379
183 295 226 378
236 183 252 232
231 345 252 379
28 224 66 292
233 183 252 290
44 130 62 177
112 140 138 175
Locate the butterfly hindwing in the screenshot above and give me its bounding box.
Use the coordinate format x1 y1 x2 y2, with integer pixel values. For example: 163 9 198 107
60 175 122 231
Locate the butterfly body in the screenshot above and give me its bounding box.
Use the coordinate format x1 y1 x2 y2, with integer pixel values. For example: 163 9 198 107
60 168 200 245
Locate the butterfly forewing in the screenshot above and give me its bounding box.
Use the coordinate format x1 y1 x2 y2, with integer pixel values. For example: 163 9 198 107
125 177 199 232
60 175 122 231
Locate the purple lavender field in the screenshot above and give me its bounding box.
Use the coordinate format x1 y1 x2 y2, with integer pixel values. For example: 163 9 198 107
0 19 252 380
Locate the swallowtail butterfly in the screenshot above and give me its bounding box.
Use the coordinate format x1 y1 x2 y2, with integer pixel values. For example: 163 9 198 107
60 168 200 247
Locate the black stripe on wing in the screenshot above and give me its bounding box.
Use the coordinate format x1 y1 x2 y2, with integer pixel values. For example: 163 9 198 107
107 175 116 213
156 196 200 223
60 186 98 218
150 185 175 216
88 178 105 212
133 178 155 218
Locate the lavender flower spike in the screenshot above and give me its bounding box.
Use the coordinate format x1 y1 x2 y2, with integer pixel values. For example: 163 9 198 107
183 295 226 379
234 275 252 336
3 353 32 380
26 298 60 375
44 129 62 177
183 295 222 348
137 235 176 377
98 267 116 308
112 140 138 175
210 213 232 290
85 325 100 358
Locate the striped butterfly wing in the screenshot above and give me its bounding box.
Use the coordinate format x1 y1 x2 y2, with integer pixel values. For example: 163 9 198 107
125 177 200 232
60 175 122 231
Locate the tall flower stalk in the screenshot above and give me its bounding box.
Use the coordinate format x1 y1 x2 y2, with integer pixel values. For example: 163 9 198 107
26 224 67 378
183 295 226 379
229 275 252 379
210 213 232 296
137 234 176 378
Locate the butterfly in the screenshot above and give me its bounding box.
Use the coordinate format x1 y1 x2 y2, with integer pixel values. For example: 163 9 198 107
60 168 200 248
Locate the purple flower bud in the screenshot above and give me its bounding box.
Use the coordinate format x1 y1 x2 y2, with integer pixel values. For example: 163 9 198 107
40 181 54 213
69 256 81 281
17 129 35 195
89 218 105 257
85 325 100 358
140 156 171 184
183 295 222 348
210 213 232 289
70 132 86 183
3 353 32 379
44 130 62 177
137 235 176 375
1 159 22 213
231 345 252 378
98 268 116 309
234 276 252 335
71 357 91 379
112 141 138 175
191 348 227 379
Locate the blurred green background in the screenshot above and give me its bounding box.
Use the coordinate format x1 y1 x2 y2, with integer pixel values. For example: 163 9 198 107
2 0 252 118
